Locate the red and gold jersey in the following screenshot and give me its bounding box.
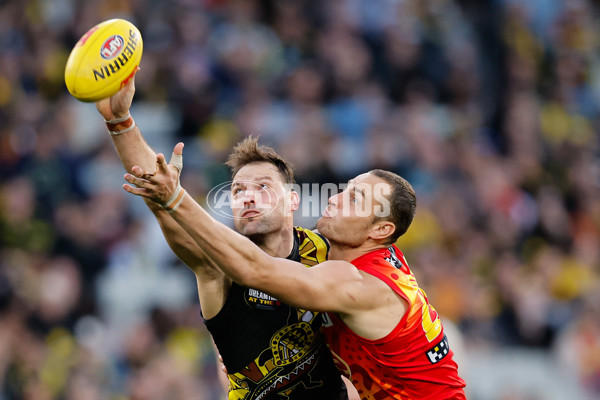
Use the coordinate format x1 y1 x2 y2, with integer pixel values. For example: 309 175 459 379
321 245 466 399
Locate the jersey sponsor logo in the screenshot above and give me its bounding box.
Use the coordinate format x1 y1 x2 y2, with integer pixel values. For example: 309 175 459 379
245 288 282 310
426 334 450 364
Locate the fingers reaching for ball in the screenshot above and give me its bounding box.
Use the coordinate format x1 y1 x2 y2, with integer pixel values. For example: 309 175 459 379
124 173 144 186
131 165 154 179
123 154 182 206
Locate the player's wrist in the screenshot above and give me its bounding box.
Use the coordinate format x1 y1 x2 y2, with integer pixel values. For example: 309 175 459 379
104 112 130 124
105 113 135 136
161 183 186 214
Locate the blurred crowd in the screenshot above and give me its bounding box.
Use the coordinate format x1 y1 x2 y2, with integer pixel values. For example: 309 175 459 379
1 0 599 399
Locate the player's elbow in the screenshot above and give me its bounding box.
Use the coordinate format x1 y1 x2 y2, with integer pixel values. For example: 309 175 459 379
231 268 261 288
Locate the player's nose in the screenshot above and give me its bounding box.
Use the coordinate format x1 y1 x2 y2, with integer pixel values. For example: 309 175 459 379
243 189 257 206
328 192 342 207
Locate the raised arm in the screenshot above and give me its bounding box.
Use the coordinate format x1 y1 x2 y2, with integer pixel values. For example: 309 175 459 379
95 75 229 317
122 146 382 316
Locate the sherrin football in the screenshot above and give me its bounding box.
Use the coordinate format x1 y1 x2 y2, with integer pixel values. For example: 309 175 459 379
65 19 143 102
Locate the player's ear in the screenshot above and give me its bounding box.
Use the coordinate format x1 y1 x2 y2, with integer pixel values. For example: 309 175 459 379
369 220 395 242
289 189 300 212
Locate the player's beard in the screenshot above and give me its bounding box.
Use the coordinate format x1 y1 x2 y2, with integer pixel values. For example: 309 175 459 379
235 211 282 239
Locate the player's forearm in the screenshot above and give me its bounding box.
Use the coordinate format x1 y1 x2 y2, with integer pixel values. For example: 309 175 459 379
110 125 157 173
145 199 218 276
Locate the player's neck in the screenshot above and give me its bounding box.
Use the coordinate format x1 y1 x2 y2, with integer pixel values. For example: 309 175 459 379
328 241 388 263
250 226 295 259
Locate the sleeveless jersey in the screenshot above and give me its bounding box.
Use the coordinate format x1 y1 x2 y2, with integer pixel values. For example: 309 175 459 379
321 245 466 399
204 227 348 400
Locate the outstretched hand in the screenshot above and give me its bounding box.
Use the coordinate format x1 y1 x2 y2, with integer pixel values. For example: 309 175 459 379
96 67 140 120
123 142 185 206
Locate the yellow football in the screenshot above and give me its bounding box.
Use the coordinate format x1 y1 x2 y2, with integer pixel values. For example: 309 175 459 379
64 19 143 102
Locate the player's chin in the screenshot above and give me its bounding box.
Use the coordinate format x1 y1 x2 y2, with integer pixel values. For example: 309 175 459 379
315 217 330 232
237 220 266 236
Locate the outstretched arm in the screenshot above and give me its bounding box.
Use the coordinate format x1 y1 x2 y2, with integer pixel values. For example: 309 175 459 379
95 75 228 317
123 146 376 315
95 69 155 173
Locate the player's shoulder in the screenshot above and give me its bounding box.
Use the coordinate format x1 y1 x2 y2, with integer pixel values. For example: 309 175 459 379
354 246 413 282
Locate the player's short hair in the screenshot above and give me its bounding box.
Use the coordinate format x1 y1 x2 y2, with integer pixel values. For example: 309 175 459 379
226 136 296 184
369 169 416 244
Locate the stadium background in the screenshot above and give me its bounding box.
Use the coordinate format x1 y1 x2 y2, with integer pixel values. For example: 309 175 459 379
0 0 599 399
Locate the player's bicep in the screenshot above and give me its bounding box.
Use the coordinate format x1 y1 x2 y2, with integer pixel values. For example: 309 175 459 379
254 260 366 313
